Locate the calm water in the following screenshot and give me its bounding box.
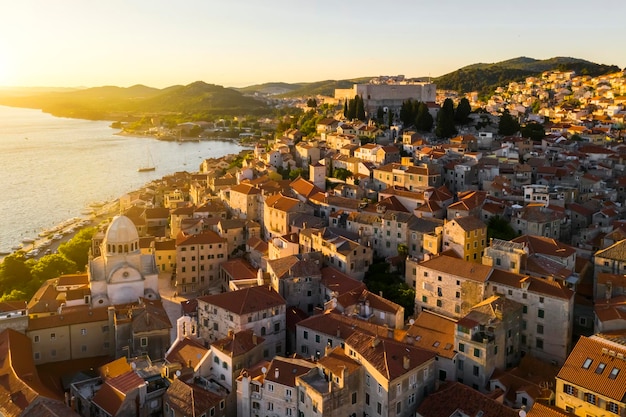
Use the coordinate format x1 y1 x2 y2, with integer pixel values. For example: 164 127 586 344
0 105 245 253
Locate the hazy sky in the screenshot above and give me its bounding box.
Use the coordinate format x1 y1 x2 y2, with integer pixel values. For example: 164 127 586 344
0 0 624 89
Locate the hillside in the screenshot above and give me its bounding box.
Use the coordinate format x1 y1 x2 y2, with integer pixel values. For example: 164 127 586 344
435 56 621 96
0 82 269 120
237 77 373 97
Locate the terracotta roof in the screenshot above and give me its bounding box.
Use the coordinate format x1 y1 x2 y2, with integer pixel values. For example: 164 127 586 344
290 177 324 199
406 310 457 359
165 379 224 415
166 337 209 369
154 238 176 251
211 329 264 357
346 331 435 381
0 329 61 417
91 382 125 416
448 215 486 232
419 254 493 282
489 269 573 300
336 289 403 315
28 306 109 331
267 256 320 280
297 310 403 342
175 229 226 246
512 235 576 258
416 381 519 417
317 346 362 375
527 402 577 417
595 239 626 262
262 356 316 387
557 336 626 402
197 285 285 315
320 267 366 297
230 182 261 195
220 258 257 280
264 193 302 212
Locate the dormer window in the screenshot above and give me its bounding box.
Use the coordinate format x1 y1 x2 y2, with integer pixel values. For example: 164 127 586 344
582 358 593 369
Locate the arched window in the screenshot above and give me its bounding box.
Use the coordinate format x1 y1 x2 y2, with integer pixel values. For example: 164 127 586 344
124 244 128 253
118 245 122 253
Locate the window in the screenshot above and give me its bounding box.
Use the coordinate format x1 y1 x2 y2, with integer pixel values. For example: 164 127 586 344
274 322 280 333
34 335 39 343
267 383 274 392
539 296 544 303
315 335 320 343
455 291 460 298
538 309 545 319
352 392 357 404
141 337 148 347
473 348 481 358
607 401 620 414
301 345 308 354
303 331 308 340
422 295 428 303
582 358 593 369
585 393 596 405
536 339 543 349
365 393 370 405
595 362 606 374
50 333 56 341
522 293 527 299
81 345 87 353
563 384 577 396
459 343 465 352
458 359 464 370
473 365 479 376
609 367 620 379
396 401 401 414
437 299 442 307
537 324 544 334
366 375 370 386
522 305 527 314
80 328 87 336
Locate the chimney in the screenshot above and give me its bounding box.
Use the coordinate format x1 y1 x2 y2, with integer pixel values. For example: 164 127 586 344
325 342 332 357
403 355 410 370
274 368 279 379
336 326 341 338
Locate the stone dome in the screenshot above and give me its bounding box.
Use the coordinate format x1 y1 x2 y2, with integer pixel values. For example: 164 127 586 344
103 216 140 256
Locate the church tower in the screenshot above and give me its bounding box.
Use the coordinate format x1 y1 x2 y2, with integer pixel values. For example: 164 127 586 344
310 161 326 191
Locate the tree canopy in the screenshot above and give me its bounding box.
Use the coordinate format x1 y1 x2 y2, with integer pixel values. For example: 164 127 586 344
435 98 457 138
498 110 520 136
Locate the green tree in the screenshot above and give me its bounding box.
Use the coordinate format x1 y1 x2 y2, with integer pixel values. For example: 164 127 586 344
435 98 457 138
0 252 32 295
347 96 358 120
520 122 545 141
487 215 518 241
498 110 520 136
415 102 434 132
387 109 394 126
57 227 96 270
306 98 317 108
455 97 471 124
30 254 78 283
332 168 353 181
0 289 28 302
356 96 366 121
376 107 385 125
343 100 348 118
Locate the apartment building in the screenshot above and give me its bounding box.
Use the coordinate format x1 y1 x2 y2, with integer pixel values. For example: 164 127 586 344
197 286 286 359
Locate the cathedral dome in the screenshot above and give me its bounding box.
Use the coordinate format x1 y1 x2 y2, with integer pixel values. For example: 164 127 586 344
103 215 140 255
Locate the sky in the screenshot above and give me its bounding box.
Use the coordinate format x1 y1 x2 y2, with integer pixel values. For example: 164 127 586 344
0 0 624 89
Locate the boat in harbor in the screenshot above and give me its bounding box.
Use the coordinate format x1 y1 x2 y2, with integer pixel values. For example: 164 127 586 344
138 148 156 172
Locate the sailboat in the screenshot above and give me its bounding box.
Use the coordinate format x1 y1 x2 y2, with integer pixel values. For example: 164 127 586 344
138 148 156 172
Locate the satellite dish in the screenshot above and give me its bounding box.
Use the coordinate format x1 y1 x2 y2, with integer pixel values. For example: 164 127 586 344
261 367 267 374
175 370 181 377
519 411 526 417
409 319 415 325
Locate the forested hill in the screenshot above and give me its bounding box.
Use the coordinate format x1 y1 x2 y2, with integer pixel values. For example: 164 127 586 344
236 77 372 97
0 81 269 120
434 56 621 96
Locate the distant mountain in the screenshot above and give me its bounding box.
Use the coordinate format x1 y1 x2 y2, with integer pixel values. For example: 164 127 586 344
434 56 621 96
236 77 373 97
0 81 268 120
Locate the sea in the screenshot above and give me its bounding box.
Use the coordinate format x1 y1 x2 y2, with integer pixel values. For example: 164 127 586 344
0 105 245 254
